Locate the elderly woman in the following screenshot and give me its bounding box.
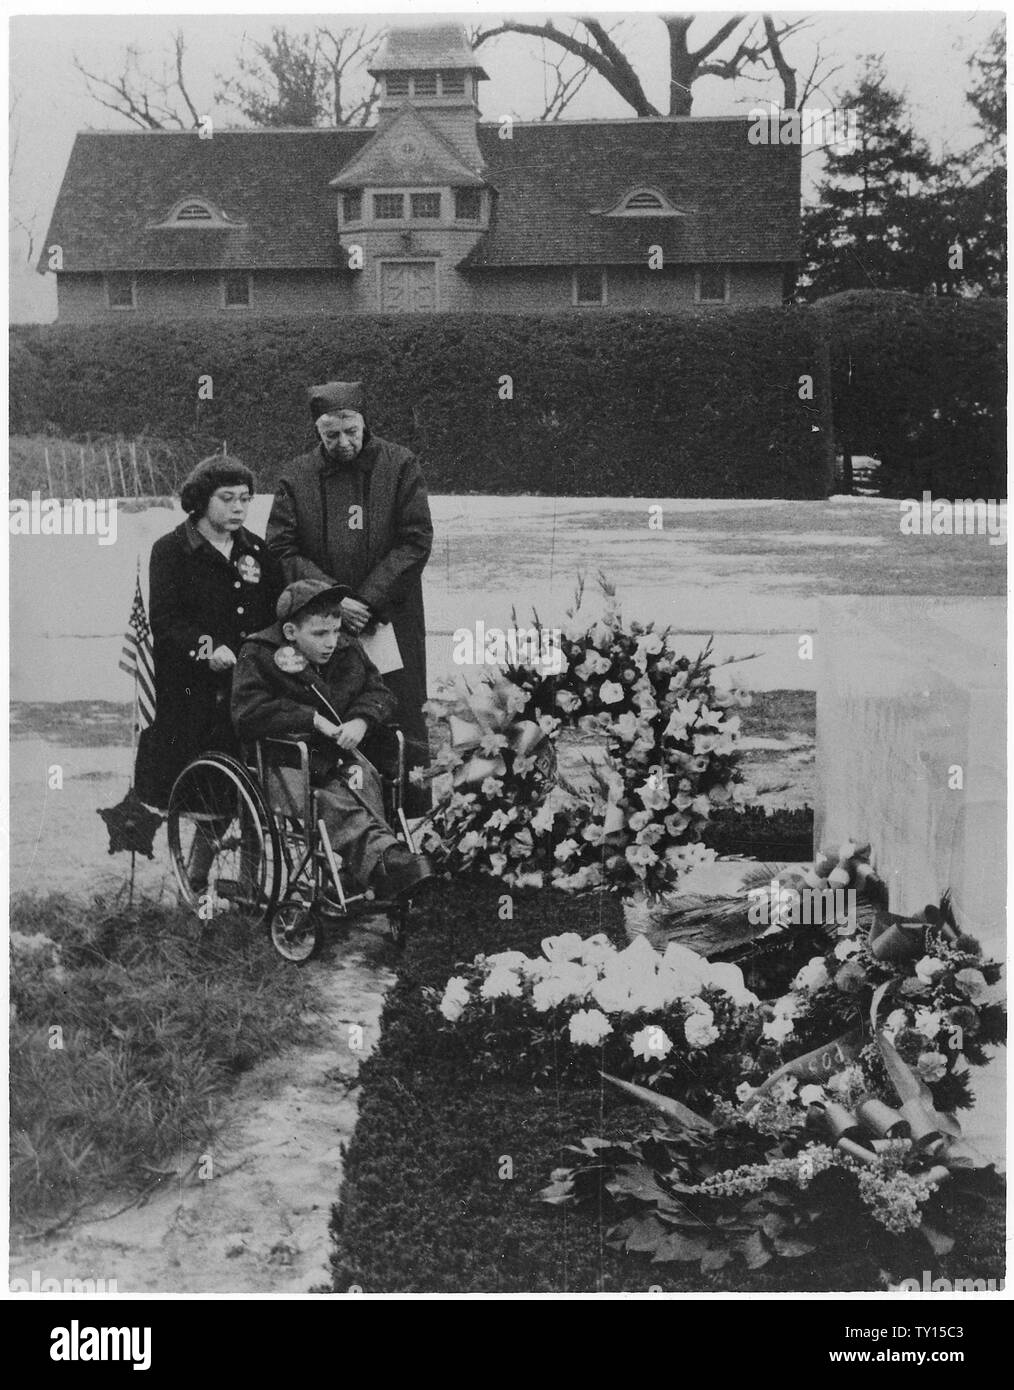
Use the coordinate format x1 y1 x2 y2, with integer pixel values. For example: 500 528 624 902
134 456 282 812
266 381 433 814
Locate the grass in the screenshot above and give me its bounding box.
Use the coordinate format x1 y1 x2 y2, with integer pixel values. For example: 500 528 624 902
10 893 313 1226
328 879 1004 1293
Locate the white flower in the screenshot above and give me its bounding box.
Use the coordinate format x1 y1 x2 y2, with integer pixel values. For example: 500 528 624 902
799 1084 826 1106
438 976 472 1022
591 975 633 1014
457 830 485 856
735 1081 756 1103
834 937 863 961
488 853 508 877
577 933 615 968
914 1008 943 1037
660 942 709 996
537 713 561 736
885 1008 909 1034
480 776 504 798
485 950 530 973
554 689 581 713
762 1014 795 1043
772 993 801 1019
915 955 947 984
792 957 831 993
630 1024 674 1062
554 838 580 863
624 843 659 870
954 968 987 1001
541 932 586 963
826 1065 864 1097
568 1008 613 1046
916 1051 948 1083
598 680 625 705
613 712 639 742
636 777 670 812
684 1012 720 1049
480 967 523 1001
771 1076 798 1102
530 803 557 835
512 870 545 889
705 961 758 1008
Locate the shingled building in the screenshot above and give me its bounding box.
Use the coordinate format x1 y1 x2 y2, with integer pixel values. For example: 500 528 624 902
41 22 800 319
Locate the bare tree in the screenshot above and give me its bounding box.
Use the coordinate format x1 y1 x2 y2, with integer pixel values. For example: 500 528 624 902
217 25 382 128
74 31 204 130
473 12 824 118
10 84 41 263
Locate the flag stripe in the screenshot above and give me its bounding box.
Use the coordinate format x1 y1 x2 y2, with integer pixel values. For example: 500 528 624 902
121 575 156 732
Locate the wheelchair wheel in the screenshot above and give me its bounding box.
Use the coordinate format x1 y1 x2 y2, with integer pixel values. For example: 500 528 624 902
269 903 320 964
167 754 281 929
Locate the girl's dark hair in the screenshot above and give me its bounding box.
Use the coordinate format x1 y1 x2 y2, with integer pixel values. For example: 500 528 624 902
179 456 255 517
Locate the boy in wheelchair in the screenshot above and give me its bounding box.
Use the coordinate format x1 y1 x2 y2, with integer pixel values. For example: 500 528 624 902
231 579 433 903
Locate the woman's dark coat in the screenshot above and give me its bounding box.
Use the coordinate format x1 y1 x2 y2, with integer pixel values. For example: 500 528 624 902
133 520 282 807
265 433 433 807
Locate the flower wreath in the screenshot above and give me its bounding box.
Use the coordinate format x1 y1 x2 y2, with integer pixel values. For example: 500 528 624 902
419 577 755 895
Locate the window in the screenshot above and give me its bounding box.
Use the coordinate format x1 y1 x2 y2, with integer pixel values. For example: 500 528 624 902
386 73 410 96
411 192 441 219
603 187 681 219
106 273 135 310
455 188 481 220
573 268 606 306
374 193 405 220
175 201 214 222
696 265 729 303
223 272 251 308
625 191 664 211
441 70 466 95
412 71 438 97
342 190 362 222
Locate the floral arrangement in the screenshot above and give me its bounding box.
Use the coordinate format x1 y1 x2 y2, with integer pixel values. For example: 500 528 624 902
420 576 755 895
432 933 761 1099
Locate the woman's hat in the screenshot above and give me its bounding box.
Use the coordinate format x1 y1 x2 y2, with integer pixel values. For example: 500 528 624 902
308 381 366 421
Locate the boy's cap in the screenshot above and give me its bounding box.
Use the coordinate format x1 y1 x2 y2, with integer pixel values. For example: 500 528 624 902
276 579 351 623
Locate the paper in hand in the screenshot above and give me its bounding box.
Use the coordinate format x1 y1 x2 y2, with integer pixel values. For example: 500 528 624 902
359 621 403 674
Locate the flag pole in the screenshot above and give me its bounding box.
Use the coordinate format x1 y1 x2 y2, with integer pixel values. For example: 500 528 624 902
130 555 141 785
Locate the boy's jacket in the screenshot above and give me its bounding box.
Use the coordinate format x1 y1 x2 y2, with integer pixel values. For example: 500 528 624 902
231 622 396 778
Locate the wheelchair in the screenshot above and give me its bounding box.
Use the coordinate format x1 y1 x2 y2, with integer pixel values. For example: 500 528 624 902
165 727 420 963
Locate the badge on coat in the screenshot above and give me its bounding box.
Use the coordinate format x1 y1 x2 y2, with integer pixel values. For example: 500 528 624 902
236 554 262 584
274 646 308 674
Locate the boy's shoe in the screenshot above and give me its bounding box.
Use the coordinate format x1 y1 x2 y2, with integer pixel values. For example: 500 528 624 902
371 845 435 902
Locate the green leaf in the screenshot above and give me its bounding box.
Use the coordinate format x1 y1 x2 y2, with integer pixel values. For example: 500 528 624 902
651 1231 709 1264
619 1214 668 1254
741 1230 773 1270
920 1222 955 1257
538 1179 576 1206
700 1245 733 1273
606 1165 670 1204
601 1073 715 1133
771 1236 816 1258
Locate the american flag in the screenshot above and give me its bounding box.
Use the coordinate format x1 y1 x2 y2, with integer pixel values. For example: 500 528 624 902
119 574 156 731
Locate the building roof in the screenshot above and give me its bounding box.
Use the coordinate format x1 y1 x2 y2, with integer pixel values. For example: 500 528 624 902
467 119 800 267
369 23 489 76
40 117 799 275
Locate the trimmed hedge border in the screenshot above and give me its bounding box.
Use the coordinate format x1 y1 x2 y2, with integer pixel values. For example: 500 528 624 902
328 879 1004 1293
11 310 833 497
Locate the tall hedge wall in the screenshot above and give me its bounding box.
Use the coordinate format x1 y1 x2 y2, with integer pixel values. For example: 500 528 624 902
9 311 833 498
813 290 1006 499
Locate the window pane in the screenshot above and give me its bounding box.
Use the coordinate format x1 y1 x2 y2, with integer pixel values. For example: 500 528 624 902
455 188 481 220
343 190 362 222
224 273 250 307
374 193 404 220
698 266 727 301
574 269 604 304
411 192 441 219
386 73 409 96
177 202 213 221
412 71 437 97
107 274 134 308
441 71 466 95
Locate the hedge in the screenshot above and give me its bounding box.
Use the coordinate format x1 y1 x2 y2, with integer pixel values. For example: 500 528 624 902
10 311 833 498
328 878 1004 1293
813 290 1006 499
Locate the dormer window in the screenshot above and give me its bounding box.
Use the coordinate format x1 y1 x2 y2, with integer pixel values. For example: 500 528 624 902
602 187 683 218
386 73 410 97
343 190 363 223
147 197 244 231
413 72 438 97
455 188 481 220
382 70 472 100
441 70 466 95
